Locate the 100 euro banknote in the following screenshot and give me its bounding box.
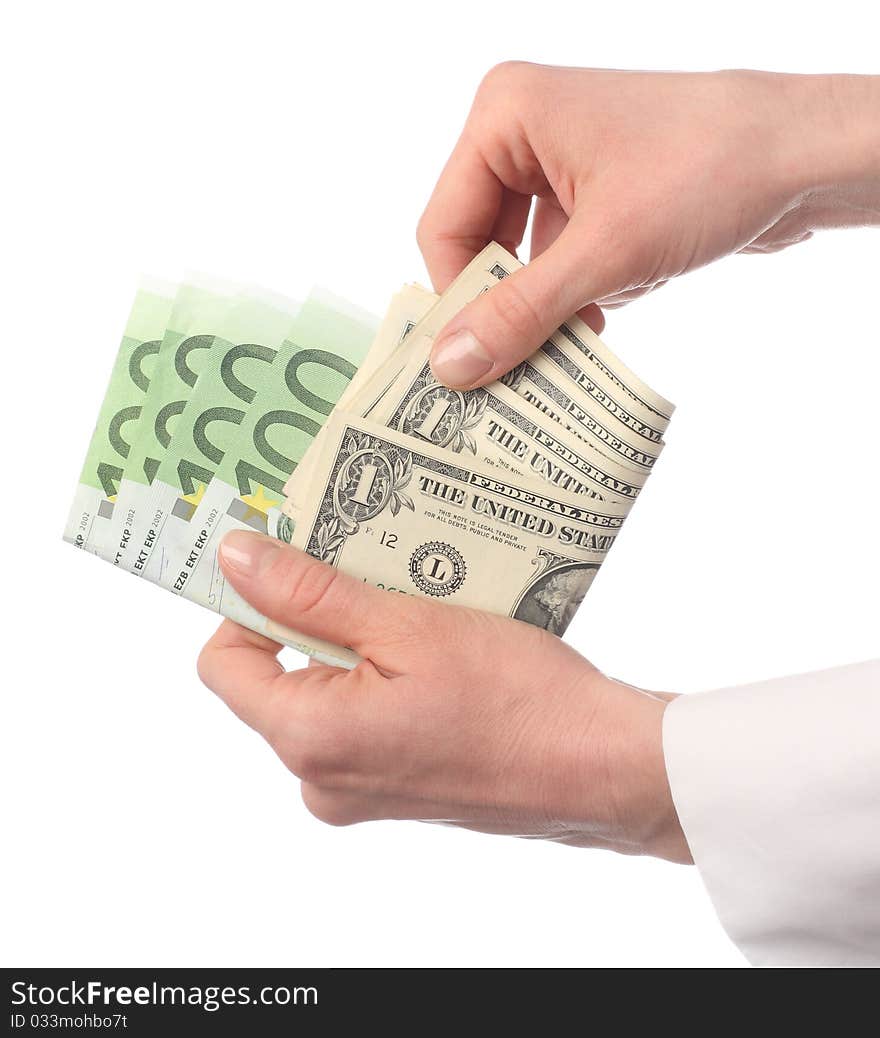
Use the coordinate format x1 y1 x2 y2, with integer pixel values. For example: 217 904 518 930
128 289 301 583
163 294 377 611
104 281 252 569
63 284 173 555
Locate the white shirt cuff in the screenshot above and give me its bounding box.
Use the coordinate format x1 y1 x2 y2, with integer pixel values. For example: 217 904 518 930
663 659 880 966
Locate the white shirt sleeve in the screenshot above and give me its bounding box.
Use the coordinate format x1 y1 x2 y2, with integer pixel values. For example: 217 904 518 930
662 659 880 967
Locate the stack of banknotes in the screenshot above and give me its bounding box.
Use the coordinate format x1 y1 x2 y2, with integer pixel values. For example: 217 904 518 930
65 243 673 667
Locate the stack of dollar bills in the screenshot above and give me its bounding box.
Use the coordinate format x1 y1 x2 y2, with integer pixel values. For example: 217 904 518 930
66 243 673 667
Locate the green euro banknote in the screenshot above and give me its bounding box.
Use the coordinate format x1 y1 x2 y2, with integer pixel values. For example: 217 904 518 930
105 281 257 571
165 292 377 622
63 284 174 555
130 290 299 583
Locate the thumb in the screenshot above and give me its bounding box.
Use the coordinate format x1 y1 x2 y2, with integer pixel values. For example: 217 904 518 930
429 219 619 389
218 529 442 667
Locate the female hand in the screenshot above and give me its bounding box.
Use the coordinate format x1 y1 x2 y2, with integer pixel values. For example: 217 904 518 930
418 64 880 388
198 530 691 863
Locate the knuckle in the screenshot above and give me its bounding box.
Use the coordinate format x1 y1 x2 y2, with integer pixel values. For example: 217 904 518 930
415 212 433 253
195 644 217 690
269 551 341 620
285 702 355 785
285 725 337 784
296 562 342 619
300 785 365 828
486 275 545 348
477 60 531 100
291 745 328 786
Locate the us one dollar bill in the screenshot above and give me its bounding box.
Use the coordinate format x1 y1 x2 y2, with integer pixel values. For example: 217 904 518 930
504 353 663 471
530 332 667 449
273 411 622 667
372 355 648 506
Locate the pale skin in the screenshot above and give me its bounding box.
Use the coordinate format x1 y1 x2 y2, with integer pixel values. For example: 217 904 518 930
199 66 879 864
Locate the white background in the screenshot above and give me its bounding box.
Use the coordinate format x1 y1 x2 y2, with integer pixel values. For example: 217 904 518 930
2 0 878 968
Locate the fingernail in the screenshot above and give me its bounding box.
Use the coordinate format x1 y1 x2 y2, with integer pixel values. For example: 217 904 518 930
431 329 493 387
219 530 280 576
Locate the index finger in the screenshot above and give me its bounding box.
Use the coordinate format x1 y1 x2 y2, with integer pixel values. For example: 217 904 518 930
197 619 336 736
416 135 505 292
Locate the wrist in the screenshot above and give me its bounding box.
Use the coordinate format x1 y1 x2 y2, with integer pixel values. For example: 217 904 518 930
593 675 693 864
778 72 880 223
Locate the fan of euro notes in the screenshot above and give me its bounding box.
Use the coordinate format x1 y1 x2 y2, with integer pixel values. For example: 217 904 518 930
65 243 674 667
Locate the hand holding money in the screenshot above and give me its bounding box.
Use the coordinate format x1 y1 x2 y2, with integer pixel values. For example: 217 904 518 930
198 537 692 863
61 237 687 863
417 65 880 389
